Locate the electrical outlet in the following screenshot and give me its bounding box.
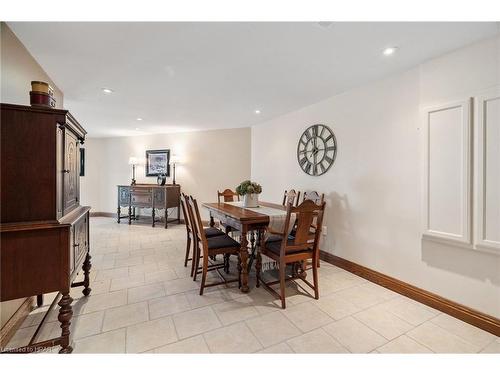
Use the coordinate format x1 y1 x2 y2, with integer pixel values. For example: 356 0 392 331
322 225 327 236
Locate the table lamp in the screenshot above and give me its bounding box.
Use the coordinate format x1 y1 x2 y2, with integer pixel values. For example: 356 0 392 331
128 156 138 185
170 154 181 185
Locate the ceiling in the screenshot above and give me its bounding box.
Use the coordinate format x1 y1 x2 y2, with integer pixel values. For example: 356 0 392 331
8 22 499 137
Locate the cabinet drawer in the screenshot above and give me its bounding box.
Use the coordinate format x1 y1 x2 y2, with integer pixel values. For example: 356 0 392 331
131 193 152 206
73 214 88 272
131 188 152 194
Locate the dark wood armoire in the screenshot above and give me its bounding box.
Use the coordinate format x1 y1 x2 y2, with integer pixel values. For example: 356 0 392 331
0 103 91 353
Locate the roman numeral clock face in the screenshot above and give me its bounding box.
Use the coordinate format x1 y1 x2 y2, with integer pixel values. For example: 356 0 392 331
297 124 337 176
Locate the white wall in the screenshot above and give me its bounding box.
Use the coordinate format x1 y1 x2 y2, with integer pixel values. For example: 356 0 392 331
251 35 500 317
81 127 251 219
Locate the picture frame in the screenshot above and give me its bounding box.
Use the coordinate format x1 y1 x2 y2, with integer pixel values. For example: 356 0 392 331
145 149 170 177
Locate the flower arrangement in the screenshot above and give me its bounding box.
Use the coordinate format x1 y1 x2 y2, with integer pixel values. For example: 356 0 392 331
235 180 262 196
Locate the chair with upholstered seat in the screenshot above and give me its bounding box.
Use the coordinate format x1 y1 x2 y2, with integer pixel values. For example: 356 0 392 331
181 193 225 277
301 191 325 268
302 191 324 205
187 195 241 295
217 188 241 272
217 189 239 204
282 189 301 206
256 199 325 309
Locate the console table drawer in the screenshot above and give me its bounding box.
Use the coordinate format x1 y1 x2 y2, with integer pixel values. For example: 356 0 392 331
131 193 152 206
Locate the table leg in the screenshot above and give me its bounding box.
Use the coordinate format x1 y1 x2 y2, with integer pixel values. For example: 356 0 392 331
255 229 263 288
117 206 121 223
209 214 215 227
239 227 249 293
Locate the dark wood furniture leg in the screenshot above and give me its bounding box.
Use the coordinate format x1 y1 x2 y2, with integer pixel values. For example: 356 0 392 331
239 226 249 293
209 214 215 227
255 229 263 288
128 205 132 225
164 202 168 229
177 204 181 224
152 206 156 227
279 260 287 309
57 293 73 354
82 253 92 296
184 232 191 267
37 294 44 307
117 206 121 223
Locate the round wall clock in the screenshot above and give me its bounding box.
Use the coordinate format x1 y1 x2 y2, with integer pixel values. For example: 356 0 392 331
297 124 337 176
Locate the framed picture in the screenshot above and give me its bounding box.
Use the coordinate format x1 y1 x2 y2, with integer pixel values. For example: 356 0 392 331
145 149 170 177
80 148 85 176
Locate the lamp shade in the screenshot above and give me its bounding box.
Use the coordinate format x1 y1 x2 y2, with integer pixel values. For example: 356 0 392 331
170 154 181 164
128 156 138 165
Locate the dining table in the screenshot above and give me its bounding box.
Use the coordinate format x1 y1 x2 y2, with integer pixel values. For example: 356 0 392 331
202 200 290 293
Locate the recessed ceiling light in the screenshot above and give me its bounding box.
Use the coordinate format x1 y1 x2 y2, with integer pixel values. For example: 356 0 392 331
254 109 261 114
136 118 143 121
383 47 398 56
317 22 334 29
102 88 114 94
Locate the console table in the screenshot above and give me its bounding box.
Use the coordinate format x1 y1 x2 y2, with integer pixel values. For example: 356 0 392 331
117 184 181 228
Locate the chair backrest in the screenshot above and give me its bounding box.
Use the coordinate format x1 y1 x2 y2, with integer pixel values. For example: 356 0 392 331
303 191 325 205
282 189 301 206
280 199 325 255
218 189 239 203
187 195 208 250
180 193 192 234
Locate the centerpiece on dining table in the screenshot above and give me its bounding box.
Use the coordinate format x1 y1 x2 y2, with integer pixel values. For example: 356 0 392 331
235 180 262 208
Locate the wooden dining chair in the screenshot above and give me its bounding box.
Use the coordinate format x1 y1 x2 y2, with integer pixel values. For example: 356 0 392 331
301 191 325 269
217 189 239 203
181 193 225 277
302 191 325 204
282 189 301 206
188 195 241 295
256 199 326 309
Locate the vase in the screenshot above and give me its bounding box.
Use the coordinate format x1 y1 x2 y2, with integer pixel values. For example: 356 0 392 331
243 193 259 208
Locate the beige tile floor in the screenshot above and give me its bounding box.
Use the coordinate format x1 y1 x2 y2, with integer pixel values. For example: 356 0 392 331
7 217 499 354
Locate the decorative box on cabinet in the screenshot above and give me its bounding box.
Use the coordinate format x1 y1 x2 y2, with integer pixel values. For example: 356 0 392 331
0 103 91 354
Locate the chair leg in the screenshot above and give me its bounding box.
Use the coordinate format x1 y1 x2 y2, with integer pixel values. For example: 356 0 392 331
184 234 191 268
255 248 262 288
237 252 242 289
279 261 286 309
312 256 319 299
223 254 230 274
193 242 200 281
199 254 209 295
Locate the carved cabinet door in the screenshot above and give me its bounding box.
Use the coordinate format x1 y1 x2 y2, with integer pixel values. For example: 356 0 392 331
63 130 80 215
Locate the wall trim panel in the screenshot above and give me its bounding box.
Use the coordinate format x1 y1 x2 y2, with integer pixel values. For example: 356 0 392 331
475 88 500 253
422 99 473 245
